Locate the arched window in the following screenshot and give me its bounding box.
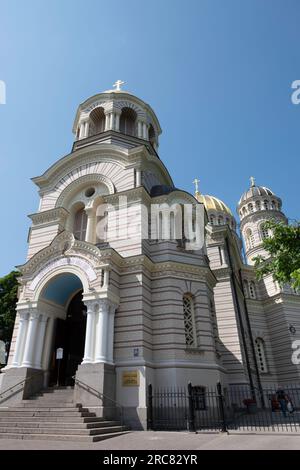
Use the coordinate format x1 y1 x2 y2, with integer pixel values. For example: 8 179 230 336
243 280 249 298
183 294 197 347
263 200 269 211
89 107 106 135
255 337 268 373
218 216 223 225
255 200 261 211
271 200 276 210
248 203 254 213
148 124 156 147
242 207 247 215
120 107 137 136
226 217 230 225
260 223 269 240
73 208 87 241
210 215 215 225
249 281 256 299
245 228 254 249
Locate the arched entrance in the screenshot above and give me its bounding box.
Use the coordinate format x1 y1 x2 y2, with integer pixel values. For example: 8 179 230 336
50 291 87 386
39 272 87 387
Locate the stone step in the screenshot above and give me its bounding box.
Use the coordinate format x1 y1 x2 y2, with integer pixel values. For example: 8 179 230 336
37 386 74 392
0 420 120 429
0 406 86 413
0 425 127 436
0 431 129 442
33 393 74 398
20 402 80 408
0 415 102 423
0 410 95 417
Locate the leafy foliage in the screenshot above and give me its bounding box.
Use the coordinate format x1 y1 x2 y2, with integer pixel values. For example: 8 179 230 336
254 220 300 291
0 271 19 342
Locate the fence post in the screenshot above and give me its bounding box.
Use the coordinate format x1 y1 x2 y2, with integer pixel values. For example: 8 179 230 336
217 382 227 433
147 384 153 430
187 382 196 432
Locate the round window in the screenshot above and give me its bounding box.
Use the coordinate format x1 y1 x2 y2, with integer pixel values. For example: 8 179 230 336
85 187 95 198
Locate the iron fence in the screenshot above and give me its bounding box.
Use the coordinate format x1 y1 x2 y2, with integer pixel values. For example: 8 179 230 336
147 382 300 433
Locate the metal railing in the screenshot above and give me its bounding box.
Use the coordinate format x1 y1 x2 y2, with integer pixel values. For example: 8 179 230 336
148 382 300 433
72 376 123 425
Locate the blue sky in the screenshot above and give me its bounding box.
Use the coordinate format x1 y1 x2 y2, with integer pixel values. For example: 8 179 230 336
0 0 299 276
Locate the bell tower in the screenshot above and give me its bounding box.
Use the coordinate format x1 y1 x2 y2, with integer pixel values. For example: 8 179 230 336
237 177 287 265
72 80 161 153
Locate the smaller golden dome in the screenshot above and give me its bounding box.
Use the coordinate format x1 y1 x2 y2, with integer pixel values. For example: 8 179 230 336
195 193 233 216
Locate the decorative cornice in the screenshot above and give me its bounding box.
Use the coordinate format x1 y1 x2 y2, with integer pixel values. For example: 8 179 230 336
28 207 69 226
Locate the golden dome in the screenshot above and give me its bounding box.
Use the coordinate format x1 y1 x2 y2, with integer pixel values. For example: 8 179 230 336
195 193 233 216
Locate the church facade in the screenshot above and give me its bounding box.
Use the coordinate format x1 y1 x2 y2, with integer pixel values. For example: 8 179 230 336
1 84 299 429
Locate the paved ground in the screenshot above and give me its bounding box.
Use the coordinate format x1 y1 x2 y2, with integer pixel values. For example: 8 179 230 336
0 431 300 450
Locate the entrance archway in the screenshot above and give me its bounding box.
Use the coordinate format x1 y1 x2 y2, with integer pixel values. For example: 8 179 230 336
39 272 87 387
50 291 87 386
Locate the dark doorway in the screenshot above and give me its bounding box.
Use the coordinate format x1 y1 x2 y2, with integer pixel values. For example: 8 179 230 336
50 290 87 386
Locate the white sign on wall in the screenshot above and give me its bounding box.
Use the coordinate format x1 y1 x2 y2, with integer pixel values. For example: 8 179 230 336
56 348 63 360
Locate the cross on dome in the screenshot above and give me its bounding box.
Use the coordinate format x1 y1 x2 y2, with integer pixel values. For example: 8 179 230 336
250 176 256 187
193 178 200 194
113 80 125 91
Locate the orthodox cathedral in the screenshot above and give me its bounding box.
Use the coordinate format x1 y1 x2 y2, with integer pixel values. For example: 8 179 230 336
1 83 299 430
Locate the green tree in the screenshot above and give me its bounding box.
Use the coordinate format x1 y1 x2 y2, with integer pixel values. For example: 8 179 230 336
254 220 300 291
0 270 19 343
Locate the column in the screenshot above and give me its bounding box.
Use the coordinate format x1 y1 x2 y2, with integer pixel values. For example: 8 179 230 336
136 170 142 187
110 112 115 130
12 311 29 367
143 122 148 140
34 314 48 369
103 269 110 288
82 302 97 363
107 305 116 363
94 301 109 363
42 316 55 371
22 311 40 368
79 122 85 139
138 121 143 138
105 113 110 131
84 120 90 138
115 113 120 132
85 207 96 243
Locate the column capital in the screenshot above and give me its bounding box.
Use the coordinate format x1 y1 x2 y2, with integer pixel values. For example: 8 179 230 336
83 299 100 314
18 310 30 321
84 205 95 214
29 310 40 321
39 313 49 323
83 298 117 315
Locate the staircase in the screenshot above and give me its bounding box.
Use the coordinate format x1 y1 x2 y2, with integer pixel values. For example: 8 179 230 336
0 386 130 442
